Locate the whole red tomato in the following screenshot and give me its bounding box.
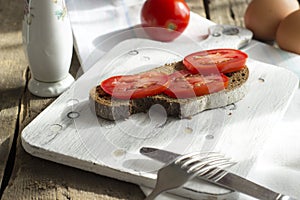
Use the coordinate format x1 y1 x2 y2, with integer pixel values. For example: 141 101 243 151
141 0 190 42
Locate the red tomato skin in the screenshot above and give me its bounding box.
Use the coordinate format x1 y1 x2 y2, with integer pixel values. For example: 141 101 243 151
100 72 169 100
141 0 190 42
163 70 195 98
164 70 229 99
183 49 248 74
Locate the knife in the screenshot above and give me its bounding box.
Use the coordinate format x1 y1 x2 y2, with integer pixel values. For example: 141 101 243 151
140 147 298 200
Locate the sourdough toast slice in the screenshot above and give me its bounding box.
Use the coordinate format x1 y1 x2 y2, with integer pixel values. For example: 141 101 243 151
89 61 249 120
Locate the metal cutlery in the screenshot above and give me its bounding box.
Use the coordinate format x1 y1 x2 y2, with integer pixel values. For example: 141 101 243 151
144 151 234 200
141 147 298 200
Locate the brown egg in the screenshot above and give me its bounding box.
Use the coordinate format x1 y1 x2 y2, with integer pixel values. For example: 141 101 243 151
276 9 300 54
244 0 299 41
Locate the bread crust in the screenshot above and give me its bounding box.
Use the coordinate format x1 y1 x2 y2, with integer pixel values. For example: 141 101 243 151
89 61 249 121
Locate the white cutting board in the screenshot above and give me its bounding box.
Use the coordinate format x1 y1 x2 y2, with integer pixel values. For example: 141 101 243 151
21 38 298 199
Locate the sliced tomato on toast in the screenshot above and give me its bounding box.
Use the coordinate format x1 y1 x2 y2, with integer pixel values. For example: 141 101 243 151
183 49 248 74
100 71 169 100
163 70 229 99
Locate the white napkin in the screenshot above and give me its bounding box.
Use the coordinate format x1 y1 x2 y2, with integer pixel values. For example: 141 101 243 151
66 0 214 71
244 90 300 199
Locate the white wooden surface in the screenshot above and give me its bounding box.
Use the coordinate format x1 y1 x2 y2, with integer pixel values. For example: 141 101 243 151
21 38 298 199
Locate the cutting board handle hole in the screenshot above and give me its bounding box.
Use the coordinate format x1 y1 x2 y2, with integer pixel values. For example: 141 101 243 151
50 124 63 132
67 111 80 119
205 134 214 140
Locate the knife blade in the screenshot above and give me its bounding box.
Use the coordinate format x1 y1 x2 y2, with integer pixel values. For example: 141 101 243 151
140 147 297 200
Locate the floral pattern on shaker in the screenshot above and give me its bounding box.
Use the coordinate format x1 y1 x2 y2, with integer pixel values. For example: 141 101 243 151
23 0 67 25
53 0 67 20
24 0 29 15
24 0 34 25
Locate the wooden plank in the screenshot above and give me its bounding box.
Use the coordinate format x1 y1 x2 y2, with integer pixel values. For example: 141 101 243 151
0 0 27 192
185 0 206 17
2 148 144 200
207 0 234 25
229 0 250 27
1 53 146 200
208 0 250 26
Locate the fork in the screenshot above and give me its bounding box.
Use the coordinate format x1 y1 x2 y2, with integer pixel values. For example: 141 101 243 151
144 152 235 200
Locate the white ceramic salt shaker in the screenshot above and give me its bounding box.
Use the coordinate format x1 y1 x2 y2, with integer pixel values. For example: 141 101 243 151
22 0 74 97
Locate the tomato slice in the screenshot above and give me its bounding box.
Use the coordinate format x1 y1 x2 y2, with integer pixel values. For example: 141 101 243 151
183 49 248 74
100 71 169 100
164 70 229 99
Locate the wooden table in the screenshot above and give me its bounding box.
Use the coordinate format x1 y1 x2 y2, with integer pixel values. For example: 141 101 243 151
0 1 250 199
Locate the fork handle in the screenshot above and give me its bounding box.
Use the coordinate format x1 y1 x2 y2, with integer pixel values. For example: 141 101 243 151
144 188 165 200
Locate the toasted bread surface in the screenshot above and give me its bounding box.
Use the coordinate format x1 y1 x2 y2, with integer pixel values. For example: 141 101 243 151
89 61 249 120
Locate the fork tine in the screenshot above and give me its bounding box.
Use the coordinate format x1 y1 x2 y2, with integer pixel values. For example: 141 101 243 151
185 156 229 170
204 168 228 182
175 151 231 170
175 152 224 166
175 152 216 162
180 154 226 168
204 161 236 180
188 160 232 176
200 161 236 178
174 151 236 181
186 158 234 174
